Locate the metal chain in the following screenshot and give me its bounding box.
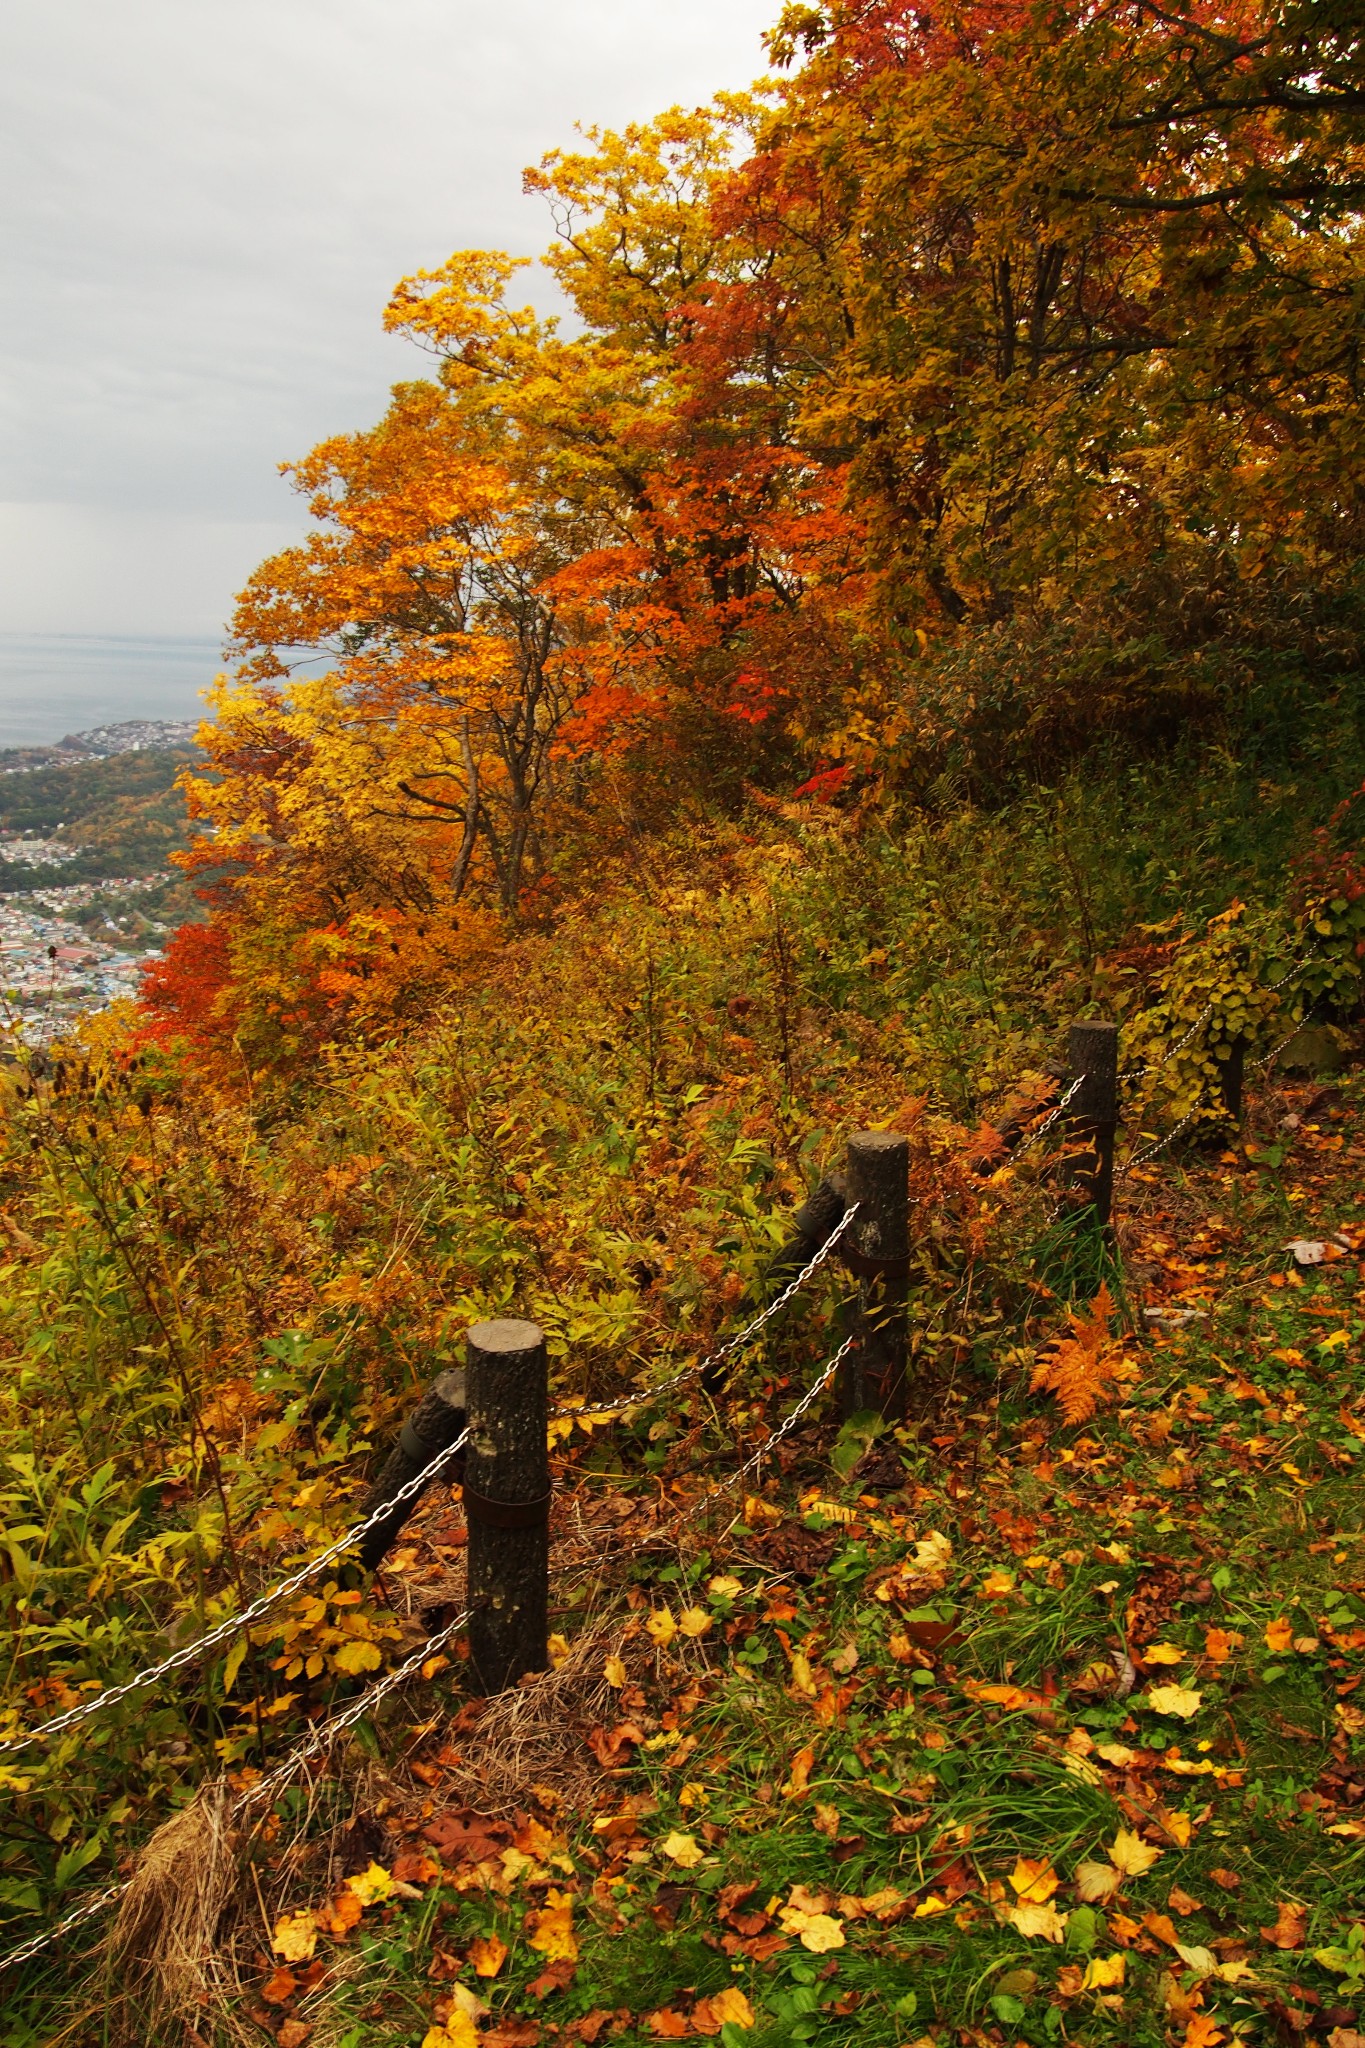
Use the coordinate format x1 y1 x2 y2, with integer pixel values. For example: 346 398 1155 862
675 1332 858 1526
0 1206 860 1755
1121 950 1308 1085
0 1880 127 1974
1010 1076 1084 1160
1119 1102 1209 1178
0 1430 471 1756
561 1204 859 1421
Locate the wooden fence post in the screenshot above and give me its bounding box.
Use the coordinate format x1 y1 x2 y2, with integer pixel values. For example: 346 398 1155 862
840 1132 909 1422
1066 1020 1118 1226
464 1318 550 1695
356 1369 467 1573
1217 1036 1246 1124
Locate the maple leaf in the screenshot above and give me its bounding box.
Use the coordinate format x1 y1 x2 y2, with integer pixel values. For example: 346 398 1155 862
677 1607 711 1638
1181 2017 1225 2048
526 1895 579 1963
603 1654 627 1688
1264 1617 1293 1652
1009 1857 1059 1904
1075 1861 1123 1903
1030 1284 1122 1424
261 1966 297 2005
1109 1829 1162 1877
691 1988 756 2034
346 1862 393 1907
423 2019 480 2048
645 1610 676 1646
1006 1900 1069 1942
645 2011 691 2038
661 1832 704 1868
271 1912 318 1963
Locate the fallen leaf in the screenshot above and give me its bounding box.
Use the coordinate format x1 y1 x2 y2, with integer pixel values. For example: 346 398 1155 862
796 1913 845 1953
1146 1685 1203 1719
980 1570 1015 1599
277 2025 312 2048
603 1654 628 1688
677 1607 711 1639
1181 2017 1225 2048
1144 1643 1186 1666
271 1912 318 1963
1265 1618 1293 1653
1175 1944 1217 1978
529 1960 577 1998
1075 1861 1123 1904
261 1967 297 2005
1110 1829 1162 1876
1168 1886 1203 1916
470 1934 508 1978
691 1987 755 2034
314 1889 363 1937
346 1862 394 1907
645 2013 690 2039
783 1745 816 1800
526 1895 579 1963
661 1831 704 1869
1009 1857 1060 1903
1210 1867 1241 1891
708 1576 743 1601
423 2020 478 2048
813 1802 840 1838
450 1984 491 2022
646 1610 677 1647
1260 1900 1308 1949
1082 1953 1126 1989
1203 1628 1234 1664
1006 1900 1069 1942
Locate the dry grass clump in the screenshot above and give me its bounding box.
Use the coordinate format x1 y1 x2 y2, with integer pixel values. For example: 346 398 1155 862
439 1621 624 1816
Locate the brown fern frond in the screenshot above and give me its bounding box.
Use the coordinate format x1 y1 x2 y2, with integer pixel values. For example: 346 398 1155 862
1031 1283 1119 1425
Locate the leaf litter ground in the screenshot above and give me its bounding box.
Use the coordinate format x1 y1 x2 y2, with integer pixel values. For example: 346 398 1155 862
148 1075 1365 2048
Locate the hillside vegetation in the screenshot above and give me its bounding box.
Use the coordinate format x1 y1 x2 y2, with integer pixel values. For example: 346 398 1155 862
2 3 1365 2046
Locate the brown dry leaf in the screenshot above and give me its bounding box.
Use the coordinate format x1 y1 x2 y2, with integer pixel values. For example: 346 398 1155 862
277 2025 312 2048
812 1802 840 1838
783 1745 816 1801
529 1960 577 1999
645 2011 691 2038
470 1934 508 1978
1210 1867 1242 1892
486 2028 543 2048
1168 1886 1203 1917
1260 1900 1308 1949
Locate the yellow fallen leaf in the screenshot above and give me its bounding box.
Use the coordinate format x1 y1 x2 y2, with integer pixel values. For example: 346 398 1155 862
1075 1861 1123 1903
1110 1828 1162 1876
912 1895 950 1918
346 1862 394 1907
1144 1643 1185 1665
916 1531 953 1569
705 1988 755 2028
708 1576 743 1600
797 1913 845 1953
678 1607 712 1639
788 1652 818 1697
1096 1741 1141 1767
270 1911 317 1963
603 1654 628 1688
1082 1953 1126 1989
547 1633 570 1668
1145 1685 1202 1719
422 2017 479 2048
980 1570 1015 1599
1265 1617 1293 1653
646 1609 677 1648
469 1933 507 1978
1009 1856 1060 1903
1007 1900 1069 1942
526 1894 578 1963
661 1831 704 1869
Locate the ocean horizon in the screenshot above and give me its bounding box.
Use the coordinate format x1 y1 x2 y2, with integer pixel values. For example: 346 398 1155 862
0 632 227 749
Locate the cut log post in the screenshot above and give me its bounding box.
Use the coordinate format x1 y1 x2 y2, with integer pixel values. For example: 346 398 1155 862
1216 1035 1246 1124
1066 1020 1118 1226
356 1369 467 1573
839 1132 909 1422
464 1318 550 1695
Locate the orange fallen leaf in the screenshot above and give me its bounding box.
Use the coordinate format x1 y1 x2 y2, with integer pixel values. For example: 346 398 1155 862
1264 1617 1293 1653
1260 1900 1308 1949
470 1934 508 1978
645 2011 691 2038
261 1967 297 2005
1182 2017 1225 2048
783 1745 816 1801
1008 1856 1059 1904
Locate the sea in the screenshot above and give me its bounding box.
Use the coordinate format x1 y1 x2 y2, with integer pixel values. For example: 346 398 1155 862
0 633 225 749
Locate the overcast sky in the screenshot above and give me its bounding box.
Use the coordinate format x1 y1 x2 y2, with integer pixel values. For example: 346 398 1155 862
0 0 775 642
